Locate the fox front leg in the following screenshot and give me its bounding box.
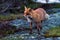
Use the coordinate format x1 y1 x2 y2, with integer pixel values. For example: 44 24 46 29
29 22 33 34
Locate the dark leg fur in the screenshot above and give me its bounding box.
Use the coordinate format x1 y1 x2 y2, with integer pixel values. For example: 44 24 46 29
29 22 33 34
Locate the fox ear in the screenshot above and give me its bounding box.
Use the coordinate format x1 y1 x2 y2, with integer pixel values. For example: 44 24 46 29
24 6 27 10
28 8 31 10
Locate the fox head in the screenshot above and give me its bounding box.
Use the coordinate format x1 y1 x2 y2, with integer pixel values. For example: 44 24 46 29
24 6 34 22
24 6 32 16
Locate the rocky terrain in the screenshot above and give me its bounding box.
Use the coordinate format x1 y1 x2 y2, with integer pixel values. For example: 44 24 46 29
0 8 60 40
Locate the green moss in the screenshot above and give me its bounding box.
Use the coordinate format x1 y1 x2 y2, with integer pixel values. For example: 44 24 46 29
0 36 23 40
53 4 60 8
0 14 24 21
27 3 40 9
45 26 60 37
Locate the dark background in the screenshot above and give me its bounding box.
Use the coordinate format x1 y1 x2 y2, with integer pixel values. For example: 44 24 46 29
0 0 60 14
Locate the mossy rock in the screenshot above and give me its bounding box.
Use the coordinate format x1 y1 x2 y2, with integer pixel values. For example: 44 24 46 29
0 14 24 21
44 26 60 37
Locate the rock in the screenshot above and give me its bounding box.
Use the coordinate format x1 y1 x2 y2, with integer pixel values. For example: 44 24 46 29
9 19 35 29
46 37 53 40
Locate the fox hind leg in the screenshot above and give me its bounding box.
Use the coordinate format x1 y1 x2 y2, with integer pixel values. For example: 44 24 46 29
36 22 42 35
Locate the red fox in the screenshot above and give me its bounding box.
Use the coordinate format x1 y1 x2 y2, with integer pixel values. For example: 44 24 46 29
24 6 49 34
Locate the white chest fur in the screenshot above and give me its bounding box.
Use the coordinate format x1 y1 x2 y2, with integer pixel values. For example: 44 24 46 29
27 16 32 22
24 15 32 22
